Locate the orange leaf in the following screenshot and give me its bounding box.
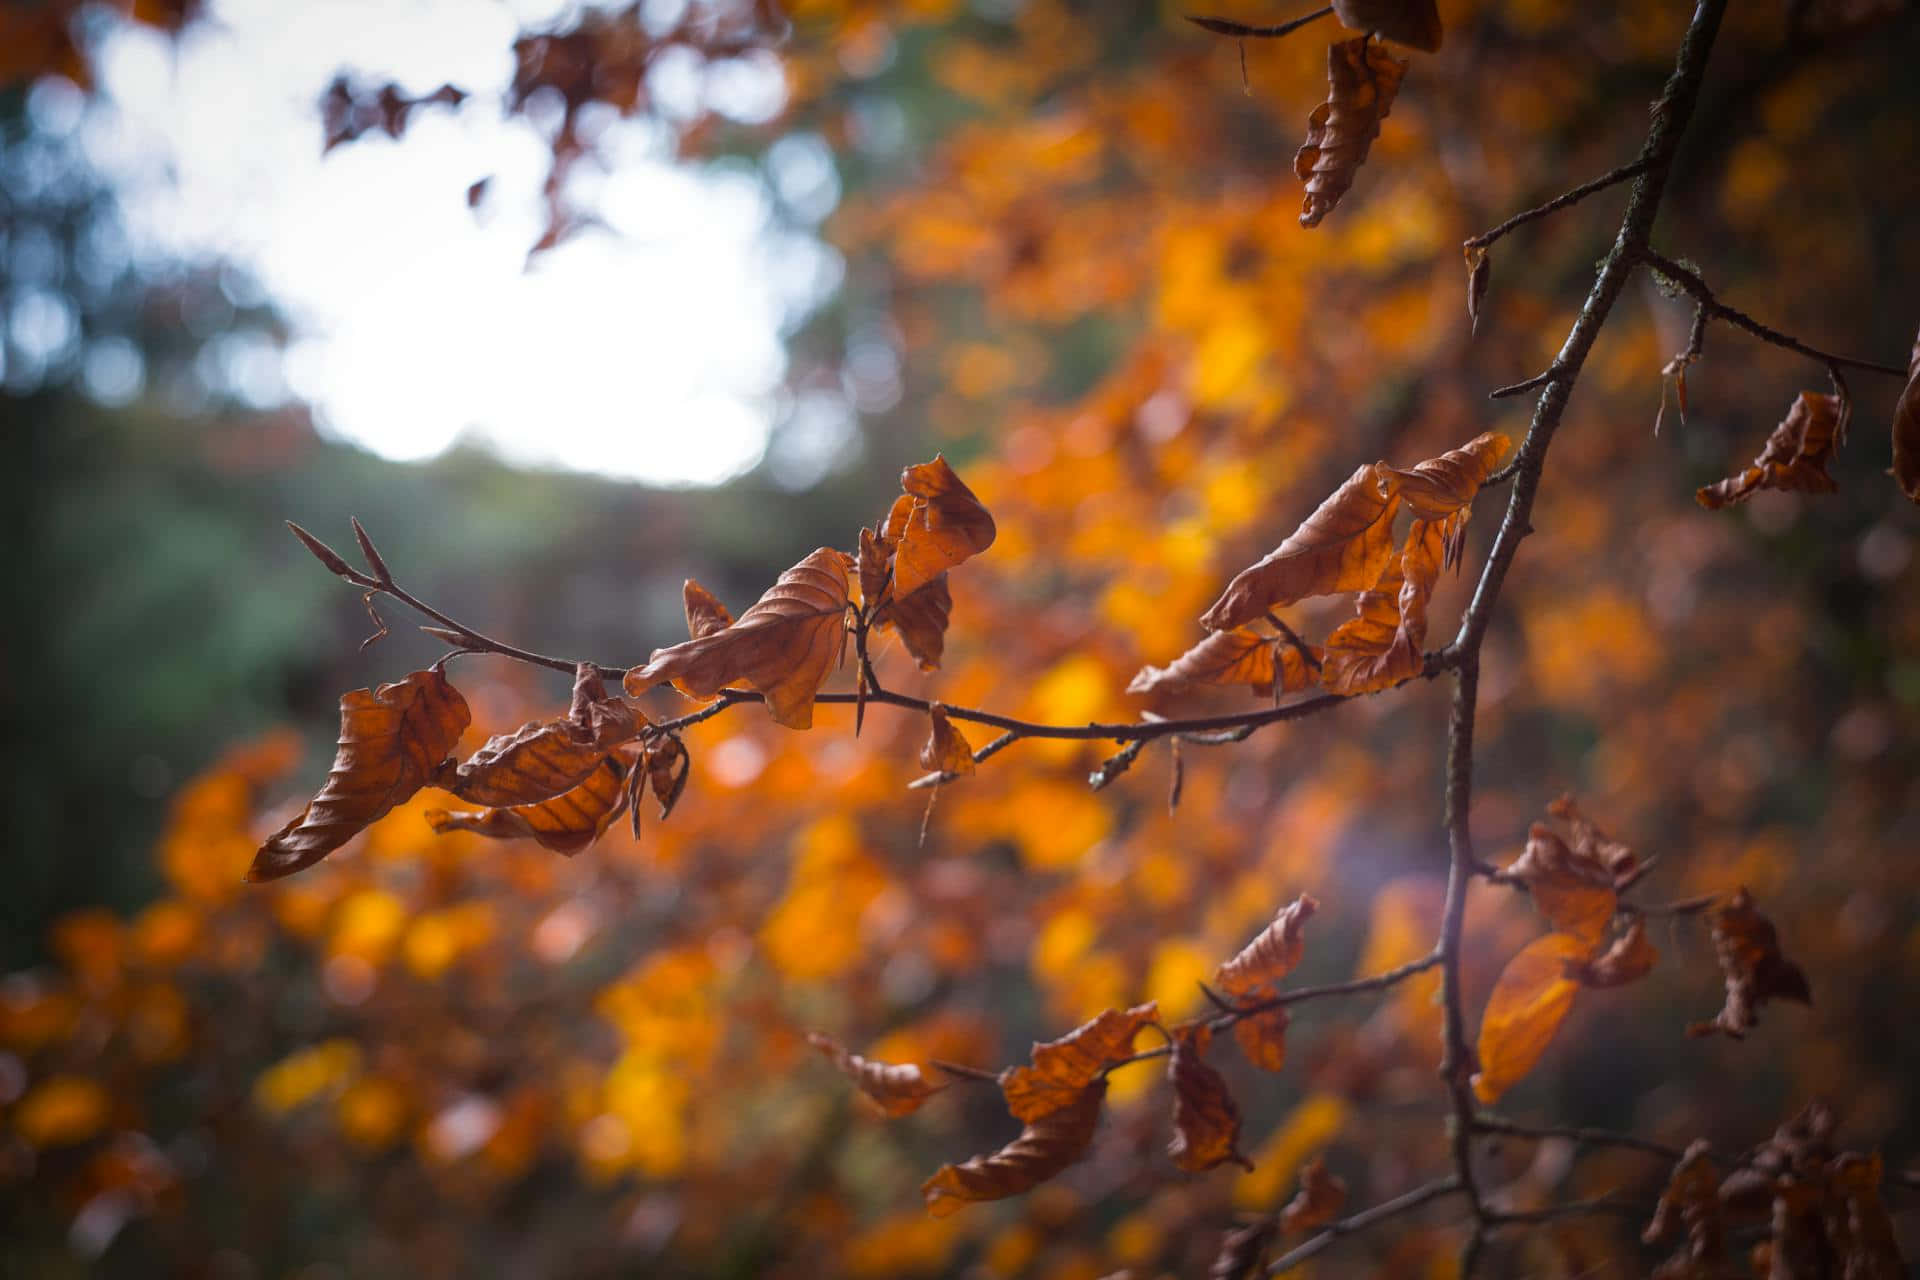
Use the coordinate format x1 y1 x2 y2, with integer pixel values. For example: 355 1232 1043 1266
1216 895 1318 996
1167 1024 1252 1173
1389 431 1511 521
1321 515 1443 696
1687 888 1811 1039
922 1079 1105 1218
448 665 640 806
1001 1002 1158 1122
1569 918 1658 989
1128 626 1320 700
876 574 953 671
1892 331 1920 503
1294 38 1408 228
1471 932 1589 1103
1279 1153 1348 1232
1501 823 1618 950
1697 390 1847 509
626 548 853 729
1232 1007 1290 1073
1332 0 1442 50
427 755 631 856
682 578 734 640
249 668 471 881
889 455 997 598
1201 463 1400 632
1544 793 1639 882
920 705 976 777
642 735 690 820
807 1032 945 1117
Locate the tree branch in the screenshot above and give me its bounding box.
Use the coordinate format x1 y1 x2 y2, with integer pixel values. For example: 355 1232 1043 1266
1266 1177 1463 1274
1187 7 1333 40
1463 159 1650 251
1471 1115 1685 1162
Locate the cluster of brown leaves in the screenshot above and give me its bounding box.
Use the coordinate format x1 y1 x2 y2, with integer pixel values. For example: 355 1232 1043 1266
1686 887 1812 1039
1644 1105 1904 1278
1136 432 1507 702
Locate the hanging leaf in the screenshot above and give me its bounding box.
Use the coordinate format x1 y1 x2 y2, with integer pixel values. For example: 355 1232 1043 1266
1001 1002 1158 1122
1500 822 1620 949
921 1079 1106 1218
807 1032 945 1117
1332 0 1443 51
1687 888 1811 1039
1279 1153 1348 1232
1642 1141 1727 1278
920 705 976 777
1464 244 1491 332
1697 390 1847 509
1209 1219 1277 1280
1167 1024 1252 1173
643 735 690 819
682 578 734 640
249 668 471 882
1568 918 1658 989
1892 331 1920 503
448 665 640 806
426 755 630 856
1201 464 1401 632
1294 37 1409 228
1389 432 1511 520
888 456 997 598
1321 515 1443 696
626 548 854 729
1471 932 1589 1103
1232 1007 1291 1073
1129 626 1321 699
1544 793 1639 882
1216 895 1318 996
876 574 954 671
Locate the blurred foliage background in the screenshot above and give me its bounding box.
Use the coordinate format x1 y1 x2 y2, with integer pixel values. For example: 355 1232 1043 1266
4 0 1920 1276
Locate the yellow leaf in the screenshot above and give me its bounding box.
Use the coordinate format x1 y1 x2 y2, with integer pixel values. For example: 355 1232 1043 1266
1472 933 1589 1103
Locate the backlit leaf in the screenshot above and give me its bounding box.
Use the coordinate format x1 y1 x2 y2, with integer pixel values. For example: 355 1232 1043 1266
1279 1153 1348 1232
1501 823 1619 949
920 705 976 777
1472 932 1589 1103
250 668 471 881
1321 515 1443 696
1231 1007 1290 1073
1167 1024 1251 1173
682 578 733 640
1001 1002 1157 1122
1216 895 1318 996
626 547 854 729
1294 38 1409 228
1389 432 1511 521
448 665 639 806
1687 888 1811 1039
1697 390 1847 509
808 1032 945 1117
890 455 997 599
922 1079 1105 1217
1128 626 1320 700
1201 464 1400 632
877 574 954 671
427 755 631 856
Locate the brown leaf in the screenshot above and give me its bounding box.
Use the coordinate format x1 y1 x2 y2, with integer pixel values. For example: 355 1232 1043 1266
1643 1141 1727 1278
1322 514 1446 696
1332 0 1443 51
1216 895 1318 996
807 1032 945 1117
682 578 734 640
1569 918 1658 989
1201 463 1400 632
643 735 690 819
1294 37 1409 228
1464 244 1491 333
448 665 640 806
1232 1007 1290 1073
626 548 853 729
1390 432 1511 521
1830 1153 1905 1278
1892 331 1920 503
1544 792 1640 882
1209 1219 1277 1280
1128 626 1320 700
889 455 997 598
856 524 892 608
426 755 630 856
1687 888 1811 1039
1471 932 1589 1103
1167 1024 1252 1173
920 705 976 777
1001 1002 1158 1122
1697 391 1847 510
1502 822 1619 949
1280 1153 1348 1233
249 668 471 881
875 574 953 671
921 1079 1105 1217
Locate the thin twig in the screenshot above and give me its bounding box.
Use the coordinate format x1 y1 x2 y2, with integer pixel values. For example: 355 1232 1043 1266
1464 159 1650 250
1471 1116 1685 1162
1484 1196 1645 1227
1187 7 1333 39
1488 366 1562 401
1266 1177 1463 1274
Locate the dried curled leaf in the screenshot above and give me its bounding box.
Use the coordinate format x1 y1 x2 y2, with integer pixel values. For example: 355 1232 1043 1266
1321 515 1443 696
682 578 733 640
1829 1153 1905 1277
448 665 639 806
250 668 471 881
1201 463 1400 632
1390 432 1511 521
1232 1007 1290 1073
1892 331 1920 503
1471 932 1589 1103
1216 895 1318 996
641 735 690 821
1332 0 1442 51
1209 1218 1277 1280
626 548 853 729
1280 1153 1348 1233
1001 1002 1158 1122
1167 1024 1252 1173
807 1032 945 1117
427 754 630 856
1643 1140 1727 1279
1128 625 1320 700
888 455 997 599
921 1079 1105 1218
1464 243 1491 332
1687 888 1811 1039
1544 793 1639 881
1503 823 1619 949
878 574 953 671
1697 390 1847 509
1569 918 1658 989
1294 37 1408 228
920 705 976 777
